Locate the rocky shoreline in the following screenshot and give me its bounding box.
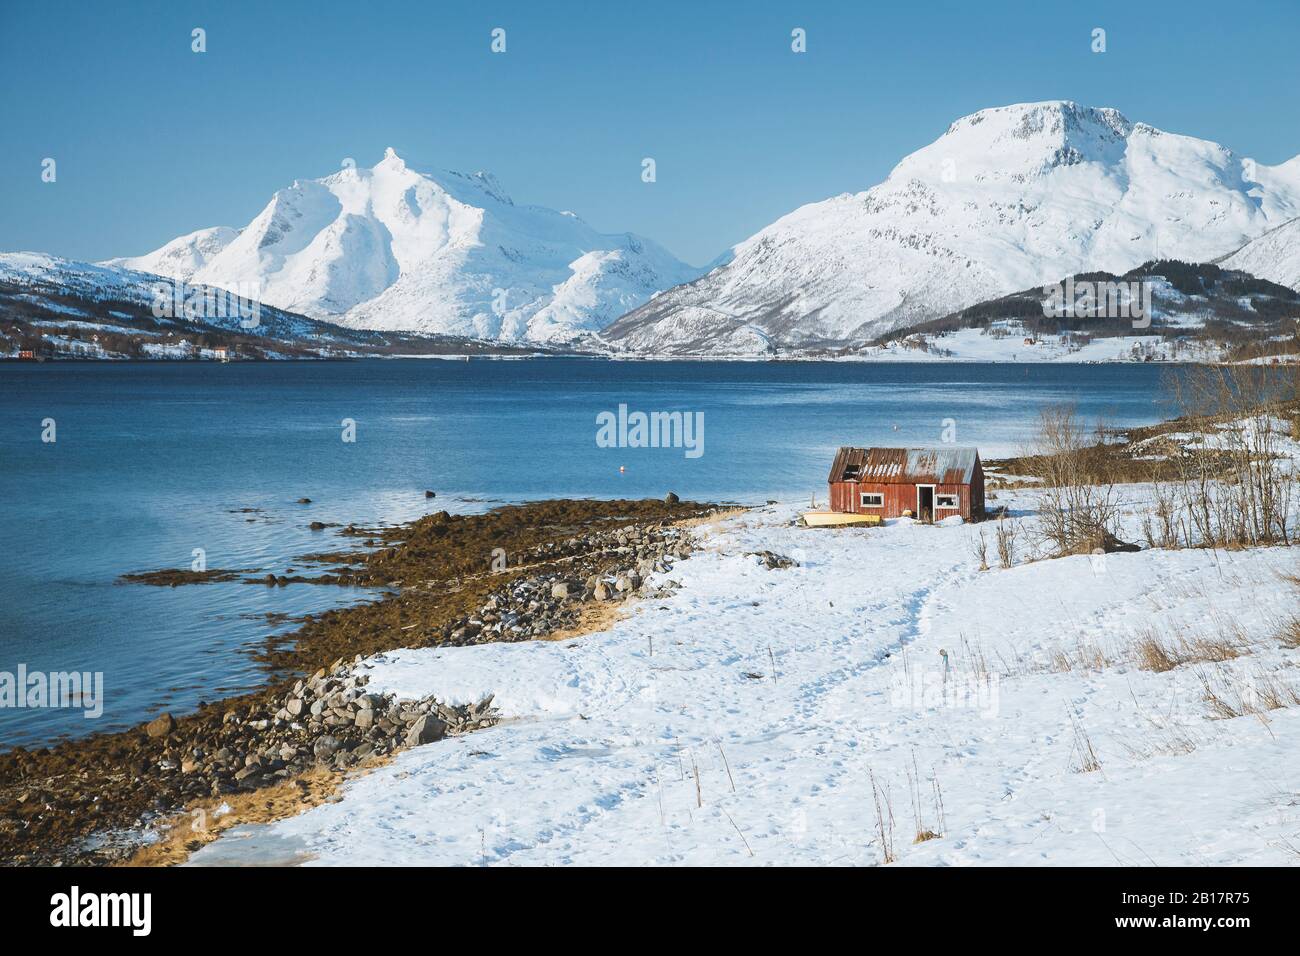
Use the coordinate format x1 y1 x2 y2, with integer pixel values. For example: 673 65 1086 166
0 496 725 866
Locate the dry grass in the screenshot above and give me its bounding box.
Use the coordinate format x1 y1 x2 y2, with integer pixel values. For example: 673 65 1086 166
1067 708 1102 774
120 760 390 866
542 597 630 641
995 516 1018 569
1277 616 1300 650
1047 636 1110 674
1134 624 1248 672
1198 666 1300 720
970 527 990 571
869 769 897 864
907 752 946 846
673 507 749 530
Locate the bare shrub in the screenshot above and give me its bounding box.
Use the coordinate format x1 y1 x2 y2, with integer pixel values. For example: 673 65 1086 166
1031 405 1122 556
1166 365 1298 548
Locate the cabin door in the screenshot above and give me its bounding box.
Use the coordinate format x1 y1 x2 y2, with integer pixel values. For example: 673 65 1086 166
916 485 935 523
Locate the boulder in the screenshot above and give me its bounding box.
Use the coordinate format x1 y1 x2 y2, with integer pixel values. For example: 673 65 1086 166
145 713 176 738
664 491 680 504
405 715 448 748
312 735 342 759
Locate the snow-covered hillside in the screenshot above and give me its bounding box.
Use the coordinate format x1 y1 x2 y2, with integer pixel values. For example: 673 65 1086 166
108 150 701 344
188 490 1300 866
0 251 517 358
105 226 240 283
1221 217 1300 292
603 101 1300 355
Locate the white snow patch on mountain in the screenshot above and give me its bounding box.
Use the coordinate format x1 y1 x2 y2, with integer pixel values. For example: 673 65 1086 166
1220 216 1300 291
104 226 240 283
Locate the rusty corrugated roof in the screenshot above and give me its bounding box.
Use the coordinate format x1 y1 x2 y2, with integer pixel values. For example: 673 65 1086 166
828 446 980 485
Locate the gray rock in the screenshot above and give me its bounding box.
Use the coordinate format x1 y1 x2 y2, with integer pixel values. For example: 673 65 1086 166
354 708 375 730
405 714 448 748
313 735 342 759
145 713 176 738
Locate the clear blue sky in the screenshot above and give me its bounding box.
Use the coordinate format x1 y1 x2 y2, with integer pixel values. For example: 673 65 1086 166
2 0 1298 267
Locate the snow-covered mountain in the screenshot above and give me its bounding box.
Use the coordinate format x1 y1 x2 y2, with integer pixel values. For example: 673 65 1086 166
107 150 701 343
105 226 240 283
1 251 366 342
1219 216 1300 292
602 101 1300 355
0 251 529 359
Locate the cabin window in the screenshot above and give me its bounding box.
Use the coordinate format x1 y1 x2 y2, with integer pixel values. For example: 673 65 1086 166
935 493 959 509
860 492 884 508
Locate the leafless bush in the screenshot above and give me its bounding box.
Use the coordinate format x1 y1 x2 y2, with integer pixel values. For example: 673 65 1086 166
1165 365 1298 548
1031 405 1122 556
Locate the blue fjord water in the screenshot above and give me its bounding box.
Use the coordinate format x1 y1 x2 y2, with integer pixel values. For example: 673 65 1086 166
0 359 1173 748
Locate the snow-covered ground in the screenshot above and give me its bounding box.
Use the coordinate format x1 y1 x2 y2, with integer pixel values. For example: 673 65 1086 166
191 483 1300 867
850 329 1223 364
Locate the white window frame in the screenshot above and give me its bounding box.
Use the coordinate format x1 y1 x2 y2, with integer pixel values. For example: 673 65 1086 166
935 493 960 510
860 492 884 508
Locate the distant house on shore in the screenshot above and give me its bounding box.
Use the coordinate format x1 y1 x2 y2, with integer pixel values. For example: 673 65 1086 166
827 446 985 522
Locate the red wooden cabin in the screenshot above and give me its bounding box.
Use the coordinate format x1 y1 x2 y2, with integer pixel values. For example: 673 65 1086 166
828 447 985 522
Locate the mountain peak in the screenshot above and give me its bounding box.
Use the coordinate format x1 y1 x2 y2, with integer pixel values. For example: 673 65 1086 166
940 100 1132 150
378 146 407 169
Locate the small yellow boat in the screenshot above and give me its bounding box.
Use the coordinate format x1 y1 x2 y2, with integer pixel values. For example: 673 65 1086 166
800 510 882 528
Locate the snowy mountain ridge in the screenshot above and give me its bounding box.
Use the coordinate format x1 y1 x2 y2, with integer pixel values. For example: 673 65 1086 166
106 149 702 344
601 101 1300 355
1219 216 1300 292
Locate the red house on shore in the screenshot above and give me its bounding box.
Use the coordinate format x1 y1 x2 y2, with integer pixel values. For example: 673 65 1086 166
828 446 985 522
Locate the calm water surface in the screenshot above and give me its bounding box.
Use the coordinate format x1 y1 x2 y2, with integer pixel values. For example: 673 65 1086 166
0 359 1174 747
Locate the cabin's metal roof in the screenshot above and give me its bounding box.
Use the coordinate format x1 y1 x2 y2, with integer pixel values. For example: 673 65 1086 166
828 446 980 485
